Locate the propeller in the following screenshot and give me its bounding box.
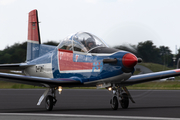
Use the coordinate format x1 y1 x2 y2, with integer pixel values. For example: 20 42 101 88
102 44 142 73
114 43 137 55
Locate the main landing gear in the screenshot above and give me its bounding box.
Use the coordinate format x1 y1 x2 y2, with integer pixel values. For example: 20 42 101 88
37 87 61 111
45 88 57 111
109 85 135 110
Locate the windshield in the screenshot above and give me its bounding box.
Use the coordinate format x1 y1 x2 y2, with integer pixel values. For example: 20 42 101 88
58 32 108 52
73 32 107 52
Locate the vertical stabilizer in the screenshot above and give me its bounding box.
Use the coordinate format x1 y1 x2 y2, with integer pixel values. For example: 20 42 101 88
26 9 41 61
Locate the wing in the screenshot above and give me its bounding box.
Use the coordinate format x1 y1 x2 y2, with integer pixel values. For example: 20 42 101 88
0 63 83 87
0 72 81 88
120 69 180 86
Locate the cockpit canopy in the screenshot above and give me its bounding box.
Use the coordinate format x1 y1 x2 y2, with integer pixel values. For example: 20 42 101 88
58 32 108 53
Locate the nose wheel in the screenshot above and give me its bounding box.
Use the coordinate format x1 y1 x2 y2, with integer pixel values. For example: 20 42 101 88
110 96 118 110
120 93 129 109
109 85 134 110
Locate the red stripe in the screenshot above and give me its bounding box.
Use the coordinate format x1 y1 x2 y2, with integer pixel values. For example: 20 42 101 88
58 50 92 71
174 69 180 72
58 49 73 53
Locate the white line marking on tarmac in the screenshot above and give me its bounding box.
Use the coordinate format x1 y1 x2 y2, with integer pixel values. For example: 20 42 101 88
0 113 178 120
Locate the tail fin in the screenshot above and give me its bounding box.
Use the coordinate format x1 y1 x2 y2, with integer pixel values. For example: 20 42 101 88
26 9 41 61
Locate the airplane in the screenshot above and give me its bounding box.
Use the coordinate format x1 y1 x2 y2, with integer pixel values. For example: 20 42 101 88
1 9 180 111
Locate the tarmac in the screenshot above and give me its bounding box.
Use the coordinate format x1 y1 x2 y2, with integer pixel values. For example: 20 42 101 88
0 89 180 119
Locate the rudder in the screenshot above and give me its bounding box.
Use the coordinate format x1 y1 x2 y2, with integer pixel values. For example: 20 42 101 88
26 9 41 61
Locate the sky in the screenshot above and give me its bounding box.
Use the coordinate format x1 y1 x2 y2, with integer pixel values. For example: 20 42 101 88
0 0 180 54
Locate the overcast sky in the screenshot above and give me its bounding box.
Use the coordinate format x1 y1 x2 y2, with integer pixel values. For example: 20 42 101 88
0 0 180 54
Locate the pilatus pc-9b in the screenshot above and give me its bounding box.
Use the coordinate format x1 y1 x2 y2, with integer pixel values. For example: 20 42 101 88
1 9 180 111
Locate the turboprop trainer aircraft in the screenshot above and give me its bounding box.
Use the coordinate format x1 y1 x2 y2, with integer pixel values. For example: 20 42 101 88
1 9 180 111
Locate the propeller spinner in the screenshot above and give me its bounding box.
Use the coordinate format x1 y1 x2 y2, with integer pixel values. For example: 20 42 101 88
122 53 142 72
122 53 138 68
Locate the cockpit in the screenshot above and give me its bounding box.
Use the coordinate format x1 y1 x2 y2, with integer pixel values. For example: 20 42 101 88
58 32 108 53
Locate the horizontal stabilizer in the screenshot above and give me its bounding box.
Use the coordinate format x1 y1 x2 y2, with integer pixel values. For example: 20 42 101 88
0 63 33 70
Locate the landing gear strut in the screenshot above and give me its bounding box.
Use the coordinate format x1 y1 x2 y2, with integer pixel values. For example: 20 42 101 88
109 85 135 110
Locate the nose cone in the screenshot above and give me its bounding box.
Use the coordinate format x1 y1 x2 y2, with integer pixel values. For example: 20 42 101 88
122 53 138 68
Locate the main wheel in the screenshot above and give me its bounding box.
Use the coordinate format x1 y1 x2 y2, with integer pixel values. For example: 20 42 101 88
111 96 118 110
45 95 53 111
120 93 129 109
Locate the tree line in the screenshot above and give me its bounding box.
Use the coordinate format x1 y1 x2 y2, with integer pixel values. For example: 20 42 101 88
0 41 58 64
0 40 179 68
115 40 176 68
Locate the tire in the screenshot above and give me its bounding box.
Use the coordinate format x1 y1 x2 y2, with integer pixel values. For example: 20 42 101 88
45 95 53 111
120 93 129 109
111 96 118 110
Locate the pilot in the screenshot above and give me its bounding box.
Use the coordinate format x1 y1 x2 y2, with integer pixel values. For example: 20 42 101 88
86 38 96 51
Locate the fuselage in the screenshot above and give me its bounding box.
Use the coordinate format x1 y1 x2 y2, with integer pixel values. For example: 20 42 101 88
24 46 133 84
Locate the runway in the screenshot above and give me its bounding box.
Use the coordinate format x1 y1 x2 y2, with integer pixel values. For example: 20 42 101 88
0 89 180 119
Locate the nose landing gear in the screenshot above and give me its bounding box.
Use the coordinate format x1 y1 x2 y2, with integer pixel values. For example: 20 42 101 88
120 93 129 109
109 85 135 110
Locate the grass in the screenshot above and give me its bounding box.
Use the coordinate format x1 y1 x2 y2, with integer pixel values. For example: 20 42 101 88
127 81 180 90
0 81 44 89
138 63 172 72
1 81 180 90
